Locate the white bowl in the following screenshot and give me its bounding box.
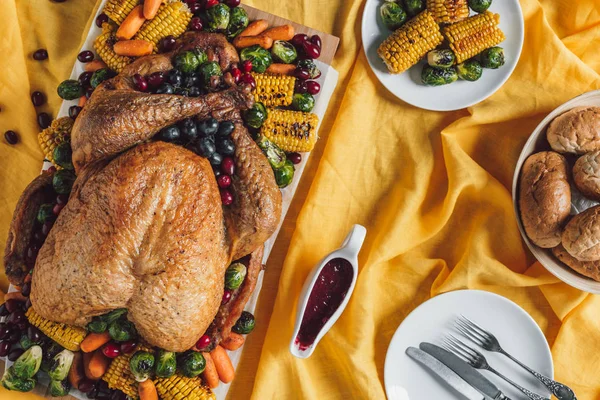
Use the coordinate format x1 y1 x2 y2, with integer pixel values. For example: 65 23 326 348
512 90 600 293
289 224 367 358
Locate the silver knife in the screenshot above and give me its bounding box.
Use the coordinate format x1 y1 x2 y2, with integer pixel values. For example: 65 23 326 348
406 347 485 400
420 342 511 400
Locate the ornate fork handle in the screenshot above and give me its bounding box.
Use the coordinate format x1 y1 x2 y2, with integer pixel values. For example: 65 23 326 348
502 350 576 400
488 366 548 400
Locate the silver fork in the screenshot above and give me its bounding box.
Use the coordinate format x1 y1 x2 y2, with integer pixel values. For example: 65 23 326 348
456 316 576 400
443 335 548 400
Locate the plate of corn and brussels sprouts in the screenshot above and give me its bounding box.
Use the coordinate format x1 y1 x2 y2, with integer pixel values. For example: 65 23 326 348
361 0 524 111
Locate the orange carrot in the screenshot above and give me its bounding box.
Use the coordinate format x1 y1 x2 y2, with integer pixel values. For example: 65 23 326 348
82 352 94 379
138 379 158 400
143 0 162 19
116 5 146 40
233 35 273 50
261 24 295 41
68 352 85 388
80 331 111 353
210 345 234 384
239 19 268 37
220 333 245 351
78 95 87 107
201 352 219 389
113 40 153 57
4 292 26 302
266 63 296 75
84 60 107 72
24 274 32 284
85 349 110 380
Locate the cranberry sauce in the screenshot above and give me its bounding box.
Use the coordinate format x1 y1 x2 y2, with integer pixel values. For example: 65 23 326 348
295 258 354 350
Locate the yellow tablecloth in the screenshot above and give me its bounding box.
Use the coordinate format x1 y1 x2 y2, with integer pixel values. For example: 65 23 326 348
1 0 600 398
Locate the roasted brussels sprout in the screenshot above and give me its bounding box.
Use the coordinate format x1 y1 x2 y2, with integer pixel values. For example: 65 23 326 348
480 46 505 69
19 335 40 351
468 0 492 13
225 262 247 290
292 93 315 112
421 65 458 86
380 1 408 30
179 351 206 378
87 318 107 333
403 0 425 16
207 3 231 31
274 160 295 188
130 351 155 382
90 68 114 89
1 368 35 392
192 48 208 65
155 350 176 378
52 142 73 170
271 41 297 64
226 6 249 39
198 61 223 86
256 134 286 169
108 319 137 342
57 80 83 101
49 379 71 397
41 342 63 373
12 345 42 380
297 59 321 79
456 59 483 81
240 45 273 73
37 204 54 224
53 170 76 195
174 51 200 74
244 102 268 129
48 349 74 381
427 49 456 69
232 311 255 334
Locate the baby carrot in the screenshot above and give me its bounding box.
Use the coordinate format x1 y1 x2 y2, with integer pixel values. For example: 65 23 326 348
239 19 268 37
68 351 85 388
266 63 296 75
233 35 273 50
138 379 158 400
262 24 295 41
143 0 162 19
116 5 146 40
201 352 220 389
210 345 234 384
78 95 87 107
85 349 110 380
113 40 153 57
220 333 245 351
84 60 107 72
80 331 111 353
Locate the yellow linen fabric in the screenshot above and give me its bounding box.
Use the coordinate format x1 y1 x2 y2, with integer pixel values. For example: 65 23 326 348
1 0 600 399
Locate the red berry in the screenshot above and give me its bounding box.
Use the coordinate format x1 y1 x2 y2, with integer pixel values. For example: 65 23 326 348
217 174 232 188
291 34 309 48
306 80 321 95
230 67 241 83
287 152 302 165
189 2 202 13
133 74 148 92
220 189 234 206
4 130 18 145
147 71 165 88
310 35 322 50
302 42 321 59
294 68 310 80
221 156 235 176
189 17 203 31
95 13 108 28
295 80 307 94
31 91 45 107
52 203 65 216
225 0 241 7
241 60 253 73
41 220 54 235
119 340 137 354
196 335 211 349
159 36 177 52
33 49 48 61
37 112 52 129
77 50 94 63
205 0 219 8
56 194 69 204
240 73 256 89
222 290 232 304
46 166 57 174
79 71 94 88
102 342 121 358
184 0 197 4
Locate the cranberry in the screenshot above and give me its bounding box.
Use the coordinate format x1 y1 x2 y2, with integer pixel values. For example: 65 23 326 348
79 71 94 87
302 41 321 59
78 379 95 393
37 112 52 129
0 326 11 340
133 74 148 92
220 189 233 205
294 68 310 80
196 334 211 349
53 203 65 216
225 0 241 6
4 130 18 145
241 60 253 73
306 80 321 95
189 17 203 31
287 152 302 164
222 290 232 304
102 342 121 358
21 283 31 297
7 331 20 344
230 67 241 83
47 166 57 173
42 220 54 235
221 156 235 176
205 0 219 8
33 49 48 60
31 91 45 107
217 174 231 189
0 341 11 357
78 50 94 63
310 35 322 50
119 340 137 354
28 326 42 342
56 194 69 204
69 105 82 119
16 321 29 332
291 34 309 48
295 80 308 94
159 36 177 53
27 244 39 260
8 348 24 362
8 310 26 325
189 2 202 13
5 299 21 314
240 73 255 89
85 86 95 98
96 13 109 28
147 71 165 88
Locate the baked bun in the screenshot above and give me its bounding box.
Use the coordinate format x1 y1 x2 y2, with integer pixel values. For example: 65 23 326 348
573 150 600 200
553 244 600 282
547 106 600 154
562 205 600 261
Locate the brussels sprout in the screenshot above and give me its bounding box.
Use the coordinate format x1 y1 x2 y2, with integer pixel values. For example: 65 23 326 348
198 61 223 86
129 351 155 382
226 6 249 39
174 51 200 74
244 102 268 129
232 311 255 334
427 49 456 69
53 169 76 194
192 48 208 65
456 59 483 81
154 350 176 378
240 45 272 73
468 0 492 13
37 204 55 223
49 379 71 397
292 93 315 112
108 319 137 342
57 80 83 100
12 345 42 380
297 59 321 79
20 334 40 351
90 68 114 89
421 65 458 86
48 349 74 381
380 1 408 30
179 351 206 378
41 342 64 373
271 41 297 64
52 142 73 170
225 262 247 290
403 0 425 16
256 134 286 169
480 46 505 69
207 3 231 31
87 318 107 333
274 160 295 189
1 368 35 392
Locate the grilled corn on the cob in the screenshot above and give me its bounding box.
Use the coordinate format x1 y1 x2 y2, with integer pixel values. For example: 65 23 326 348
103 0 141 25
102 344 153 398
38 117 73 164
252 73 296 107
134 1 192 53
260 109 319 152
94 22 133 72
154 374 216 400
26 308 86 352
377 11 443 74
442 11 505 63
426 0 469 24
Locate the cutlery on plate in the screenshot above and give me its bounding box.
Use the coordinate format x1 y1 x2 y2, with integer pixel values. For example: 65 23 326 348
456 315 577 400
406 347 486 400
420 342 512 400
443 335 548 400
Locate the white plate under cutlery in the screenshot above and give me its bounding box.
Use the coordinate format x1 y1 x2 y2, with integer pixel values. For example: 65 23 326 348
384 290 553 399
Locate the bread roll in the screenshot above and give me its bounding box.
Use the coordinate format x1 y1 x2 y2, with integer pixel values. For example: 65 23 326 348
547 106 600 154
573 150 600 200
553 244 600 282
562 205 600 261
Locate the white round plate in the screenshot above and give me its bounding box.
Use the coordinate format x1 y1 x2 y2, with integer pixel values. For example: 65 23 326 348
384 290 553 400
361 0 524 111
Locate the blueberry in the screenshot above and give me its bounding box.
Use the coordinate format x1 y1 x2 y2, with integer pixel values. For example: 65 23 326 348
217 121 235 137
216 137 235 156
209 151 223 166
196 118 219 137
167 70 182 86
178 119 198 142
189 86 201 97
197 137 216 157
184 75 199 87
156 83 174 94
156 125 180 142
174 87 188 96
